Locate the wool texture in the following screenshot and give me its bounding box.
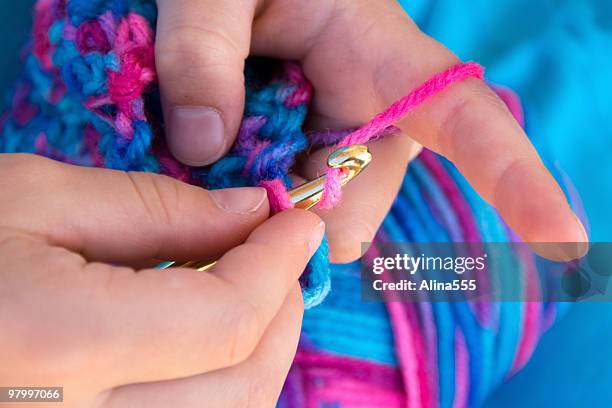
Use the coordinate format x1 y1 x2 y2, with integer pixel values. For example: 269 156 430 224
0 1 580 407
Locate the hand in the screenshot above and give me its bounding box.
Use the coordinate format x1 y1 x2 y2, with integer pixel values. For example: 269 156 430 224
156 0 588 262
0 154 324 407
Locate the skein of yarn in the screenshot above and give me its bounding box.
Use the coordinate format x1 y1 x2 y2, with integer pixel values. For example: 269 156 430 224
0 1 580 406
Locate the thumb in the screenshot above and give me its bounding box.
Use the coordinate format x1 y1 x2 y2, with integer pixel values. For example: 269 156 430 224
0 154 269 263
156 0 256 166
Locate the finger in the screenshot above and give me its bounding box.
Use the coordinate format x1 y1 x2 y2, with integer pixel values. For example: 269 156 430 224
405 79 588 255
102 285 303 408
156 0 257 166
2 209 322 388
252 0 587 261
0 153 268 263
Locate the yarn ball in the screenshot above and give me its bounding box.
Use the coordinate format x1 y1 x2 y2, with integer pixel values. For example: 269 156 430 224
0 1 580 406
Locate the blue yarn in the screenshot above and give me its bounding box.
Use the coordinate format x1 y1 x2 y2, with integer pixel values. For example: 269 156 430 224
453 300 488 406
25 56 54 101
302 262 398 365
400 167 449 241
440 158 526 397
204 156 250 188
67 0 130 25
52 37 80 69
64 53 112 97
432 300 456 407
412 161 464 241
301 237 331 308
48 20 65 45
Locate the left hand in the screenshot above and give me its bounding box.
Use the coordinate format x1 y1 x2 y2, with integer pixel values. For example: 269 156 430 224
0 154 322 407
155 0 588 262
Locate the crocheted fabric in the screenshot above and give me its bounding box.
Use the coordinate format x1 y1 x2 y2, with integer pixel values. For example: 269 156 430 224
1 0 334 307
0 1 580 407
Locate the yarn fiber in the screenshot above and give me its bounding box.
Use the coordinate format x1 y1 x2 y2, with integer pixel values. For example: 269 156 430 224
0 1 578 407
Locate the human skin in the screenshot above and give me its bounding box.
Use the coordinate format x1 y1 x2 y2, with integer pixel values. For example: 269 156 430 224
156 0 587 263
0 0 589 406
0 155 324 407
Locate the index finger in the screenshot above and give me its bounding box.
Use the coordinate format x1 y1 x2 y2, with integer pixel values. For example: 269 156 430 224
253 0 587 257
394 73 588 247
361 14 588 249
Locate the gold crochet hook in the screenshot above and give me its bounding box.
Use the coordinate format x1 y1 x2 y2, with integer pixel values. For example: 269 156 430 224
158 144 372 272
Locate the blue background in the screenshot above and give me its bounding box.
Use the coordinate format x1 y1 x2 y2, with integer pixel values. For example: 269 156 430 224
2 1 611 406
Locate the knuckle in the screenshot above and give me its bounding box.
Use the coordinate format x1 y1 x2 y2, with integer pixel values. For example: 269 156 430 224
124 171 179 228
157 24 245 74
439 85 508 161
438 95 473 160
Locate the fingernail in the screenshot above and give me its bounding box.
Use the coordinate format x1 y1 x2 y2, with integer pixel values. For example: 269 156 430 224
573 213 590 258
573 213 589 242
167 106 226 166
209 187 267 214
308 221 326 258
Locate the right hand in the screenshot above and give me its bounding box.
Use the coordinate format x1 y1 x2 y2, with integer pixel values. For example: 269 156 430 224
0 153 325 407
156 0 587 263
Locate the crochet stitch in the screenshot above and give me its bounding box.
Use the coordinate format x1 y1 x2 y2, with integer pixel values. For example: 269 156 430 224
0 1 582 407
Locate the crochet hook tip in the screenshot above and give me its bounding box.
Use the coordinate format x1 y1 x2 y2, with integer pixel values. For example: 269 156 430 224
291 144 372 210
160 144 372 271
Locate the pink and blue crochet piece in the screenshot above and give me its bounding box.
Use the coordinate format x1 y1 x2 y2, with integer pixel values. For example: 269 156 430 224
0 1 582 407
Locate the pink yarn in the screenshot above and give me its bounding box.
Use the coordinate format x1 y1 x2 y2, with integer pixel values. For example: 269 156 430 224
284 63 314 108
32 0 56 71
11 85 38 126
260 179 295 213
84 125 105 167
83 12 156 139
107 13 156 138
452 329 470 408
76 20 111 54
317 62 484 209
418 301 440 406
509 249 542 374
293 350 406 407
420 150 492 326
386 301 423 408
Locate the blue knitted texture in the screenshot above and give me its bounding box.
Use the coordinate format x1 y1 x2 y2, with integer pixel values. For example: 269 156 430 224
0 1 329 308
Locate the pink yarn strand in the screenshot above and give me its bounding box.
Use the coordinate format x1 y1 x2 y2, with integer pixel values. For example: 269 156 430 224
452 328 470 408
260 179 295 213
317 62 484 209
